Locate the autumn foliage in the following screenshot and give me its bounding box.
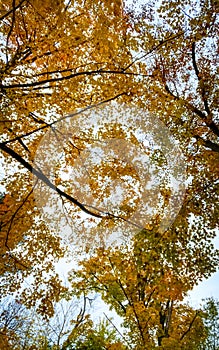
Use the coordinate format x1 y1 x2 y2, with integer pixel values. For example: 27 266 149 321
0 0 219 348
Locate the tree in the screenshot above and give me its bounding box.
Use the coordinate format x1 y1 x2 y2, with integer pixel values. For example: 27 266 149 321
70 228 210 349
0 298 36 349
199 298 219 350
0 0 218 346
0 297 127 350
127 0 219 237
63 319 127 350
0 0 134 313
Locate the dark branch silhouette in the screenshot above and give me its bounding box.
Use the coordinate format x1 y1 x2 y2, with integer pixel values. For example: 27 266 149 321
0 143 103 218
192 42 210 115
1 69 151 90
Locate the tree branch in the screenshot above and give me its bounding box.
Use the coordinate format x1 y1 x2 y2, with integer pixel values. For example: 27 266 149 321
194 135 219 153
0 143 103 218
1 69 151 90
103 312 132 349
5 0 16 64
107 256 146 344
192 42 210 115
0 139 144 228
165 83 219 137
4 187 34 249
0 0 26 21
180 311 199 341
1 92 127 146
90 271 127 314
123 31 185 72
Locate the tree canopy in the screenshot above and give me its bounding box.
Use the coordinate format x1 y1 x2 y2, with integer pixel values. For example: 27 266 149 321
0 0 218 348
